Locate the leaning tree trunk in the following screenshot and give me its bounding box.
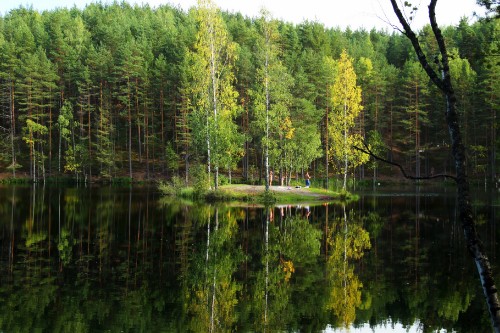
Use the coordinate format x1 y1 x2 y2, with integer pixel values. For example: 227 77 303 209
390 1 500 330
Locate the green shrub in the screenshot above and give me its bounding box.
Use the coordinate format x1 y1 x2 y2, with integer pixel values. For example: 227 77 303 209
218 174 229 186
191 164 209 198
111 177 132 184
158 175 185 196
258 190 276 205
0 177 32 184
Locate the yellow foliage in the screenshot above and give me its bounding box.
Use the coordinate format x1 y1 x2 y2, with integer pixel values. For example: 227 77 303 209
281 259 295 282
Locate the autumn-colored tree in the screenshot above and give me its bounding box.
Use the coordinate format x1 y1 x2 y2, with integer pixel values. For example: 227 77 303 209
329 50 368 190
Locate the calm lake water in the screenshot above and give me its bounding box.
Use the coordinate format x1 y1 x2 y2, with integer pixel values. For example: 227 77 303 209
0 184 498 332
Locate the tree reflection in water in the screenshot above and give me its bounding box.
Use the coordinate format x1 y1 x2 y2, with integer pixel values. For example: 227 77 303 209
0 185 497 332
183 206 243 332
325 203 371 327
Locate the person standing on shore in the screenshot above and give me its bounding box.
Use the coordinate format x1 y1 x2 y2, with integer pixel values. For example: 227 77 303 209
305 171 311 188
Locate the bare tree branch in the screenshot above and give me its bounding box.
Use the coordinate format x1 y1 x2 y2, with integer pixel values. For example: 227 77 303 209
375 0 405 33
389 0 444 91
376 13 405 32
353 142 457 182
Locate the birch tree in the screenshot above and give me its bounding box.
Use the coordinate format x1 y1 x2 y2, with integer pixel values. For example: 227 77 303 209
329 50 367 190
252 9 294 191
190 0 239 190
389 1 500 329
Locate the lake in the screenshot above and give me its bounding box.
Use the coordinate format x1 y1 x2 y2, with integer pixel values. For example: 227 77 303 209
0 184 498 332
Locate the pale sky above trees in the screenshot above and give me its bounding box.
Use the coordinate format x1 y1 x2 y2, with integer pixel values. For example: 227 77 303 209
1 0 484 30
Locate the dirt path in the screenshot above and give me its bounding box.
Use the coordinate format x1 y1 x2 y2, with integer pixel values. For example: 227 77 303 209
221 184 327 198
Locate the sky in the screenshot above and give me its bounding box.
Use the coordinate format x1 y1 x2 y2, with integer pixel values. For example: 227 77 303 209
0 0 484 30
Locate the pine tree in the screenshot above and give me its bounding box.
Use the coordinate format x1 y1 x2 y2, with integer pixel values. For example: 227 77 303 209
17 47 58 181
400 60 430 177
448 49 478 176
87 44 113 179
476 26 500 183
0 33 21 176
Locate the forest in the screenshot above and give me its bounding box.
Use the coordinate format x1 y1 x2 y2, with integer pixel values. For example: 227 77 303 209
0 0 498 187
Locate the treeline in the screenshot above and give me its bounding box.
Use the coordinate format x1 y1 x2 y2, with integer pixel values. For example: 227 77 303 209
0 1 498 185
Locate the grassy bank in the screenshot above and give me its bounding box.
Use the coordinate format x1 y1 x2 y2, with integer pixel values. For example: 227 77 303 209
158 182 356 204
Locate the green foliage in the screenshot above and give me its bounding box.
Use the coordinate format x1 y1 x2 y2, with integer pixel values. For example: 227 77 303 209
258 190 276 205
0 3 496 184
191 163 210 197
280 217 322 265
165 141 179 176
5 162 22 172
111 177 133 184
251 9 295 190
329 50 368 189
0 177 32 184
325 206 371 327
0 185 497 331
57 228 75 265
218 173 230 186
158 175 185 196
184 0 240 189
366 130 386 183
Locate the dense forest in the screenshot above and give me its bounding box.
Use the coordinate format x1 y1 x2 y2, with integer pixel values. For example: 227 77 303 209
0 1 498 186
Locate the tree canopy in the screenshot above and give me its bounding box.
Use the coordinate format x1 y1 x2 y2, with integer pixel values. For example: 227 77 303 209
0 2 497 187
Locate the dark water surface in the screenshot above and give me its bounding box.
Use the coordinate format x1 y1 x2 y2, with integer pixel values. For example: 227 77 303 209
0 185 498 332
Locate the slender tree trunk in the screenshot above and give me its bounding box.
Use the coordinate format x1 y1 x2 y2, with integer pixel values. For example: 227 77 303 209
445 82 500 331
41 144 46 183
10 80 16 178
151 99 155 175
343 87 348 190
264 33 270 192
49 87 53 176
415 83 420 178
74 108 79 182
144 92 149 179
136 79 142 164
58 126 62 174
28 82 33 181
209 22 219 190
128 77 133 180
325 85 329 190
206 110 211 188
88 91 92 180
160 88 165 174
99 81 104 175
31 144 36 182
490 95 496 185
244 96 249 180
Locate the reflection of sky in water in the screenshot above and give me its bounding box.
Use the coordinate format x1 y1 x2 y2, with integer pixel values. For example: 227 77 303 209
324 321 422 332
